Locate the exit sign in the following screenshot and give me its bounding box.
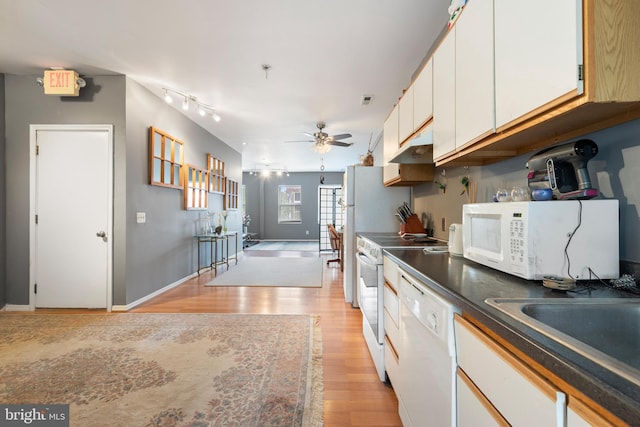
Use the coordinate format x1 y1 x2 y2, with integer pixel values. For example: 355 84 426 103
43 69 81 96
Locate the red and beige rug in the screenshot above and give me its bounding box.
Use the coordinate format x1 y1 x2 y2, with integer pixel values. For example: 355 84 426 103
0 313 323 426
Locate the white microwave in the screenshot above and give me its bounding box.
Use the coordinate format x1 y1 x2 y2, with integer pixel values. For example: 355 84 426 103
462 200 619 280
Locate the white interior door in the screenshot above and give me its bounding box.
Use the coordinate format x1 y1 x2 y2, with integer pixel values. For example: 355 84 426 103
31 125 113 309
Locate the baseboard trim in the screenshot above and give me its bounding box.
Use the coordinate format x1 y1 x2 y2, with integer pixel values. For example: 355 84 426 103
4 304 32 311
112 272 198 312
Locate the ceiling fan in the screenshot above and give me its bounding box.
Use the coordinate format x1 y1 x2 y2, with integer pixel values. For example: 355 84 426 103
286 122 353 153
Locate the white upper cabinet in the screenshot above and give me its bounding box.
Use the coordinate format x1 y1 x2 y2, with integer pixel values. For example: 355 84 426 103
383 104 399 164
455 0 495 149
398 86 415 143
383 104 400 183
433 29 456 160
494 0 582 129
413 59 433 131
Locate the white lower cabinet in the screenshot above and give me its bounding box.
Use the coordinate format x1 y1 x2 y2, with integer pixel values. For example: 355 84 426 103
455 315 566 427
383 256 400 388
567 398 616 427
457 369 508 427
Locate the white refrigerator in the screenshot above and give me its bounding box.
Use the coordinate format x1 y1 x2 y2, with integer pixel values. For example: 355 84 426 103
342 165 410 307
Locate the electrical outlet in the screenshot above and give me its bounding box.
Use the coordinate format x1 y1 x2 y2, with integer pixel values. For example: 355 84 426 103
136 212 146 224
441 217 446 232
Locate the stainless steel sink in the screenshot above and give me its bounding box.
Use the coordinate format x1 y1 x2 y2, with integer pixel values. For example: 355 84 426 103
485 298 640 386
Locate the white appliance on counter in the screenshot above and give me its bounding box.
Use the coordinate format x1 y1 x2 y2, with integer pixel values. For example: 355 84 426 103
342 166 410 306
462 200 619 280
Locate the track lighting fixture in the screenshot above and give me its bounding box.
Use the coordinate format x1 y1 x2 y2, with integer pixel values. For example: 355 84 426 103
162 87 221 122
248 164 289 178
163 89 173 104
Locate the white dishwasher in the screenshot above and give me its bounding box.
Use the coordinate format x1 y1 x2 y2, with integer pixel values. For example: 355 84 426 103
397 268 459 427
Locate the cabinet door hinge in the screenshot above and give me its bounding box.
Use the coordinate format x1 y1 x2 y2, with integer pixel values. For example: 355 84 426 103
34 283 37 294
578 64 584 81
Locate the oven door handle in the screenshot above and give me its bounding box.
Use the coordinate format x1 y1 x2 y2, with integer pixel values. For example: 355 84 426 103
357 252 378 266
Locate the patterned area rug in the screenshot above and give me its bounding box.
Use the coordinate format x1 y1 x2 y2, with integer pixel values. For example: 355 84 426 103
0 313 323 426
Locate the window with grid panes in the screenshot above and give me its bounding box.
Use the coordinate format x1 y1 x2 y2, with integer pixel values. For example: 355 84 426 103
278 185 302 223
318 186 343 251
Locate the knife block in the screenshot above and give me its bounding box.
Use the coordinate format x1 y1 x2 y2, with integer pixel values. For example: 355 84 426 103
400 214 425 234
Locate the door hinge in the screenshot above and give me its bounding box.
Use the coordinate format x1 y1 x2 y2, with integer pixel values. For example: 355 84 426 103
35 215 38 224
36 145 39 155
578 64 584 81
34 283 37 294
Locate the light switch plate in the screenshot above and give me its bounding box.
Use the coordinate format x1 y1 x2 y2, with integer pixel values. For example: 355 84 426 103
136 212 146 224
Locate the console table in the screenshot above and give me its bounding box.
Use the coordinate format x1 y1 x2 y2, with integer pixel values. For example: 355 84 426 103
194 232 239 275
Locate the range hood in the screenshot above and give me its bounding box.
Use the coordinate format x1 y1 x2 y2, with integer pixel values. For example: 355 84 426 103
389 125 434 164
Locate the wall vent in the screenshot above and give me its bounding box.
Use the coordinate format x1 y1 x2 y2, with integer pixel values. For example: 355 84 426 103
361 95 373 106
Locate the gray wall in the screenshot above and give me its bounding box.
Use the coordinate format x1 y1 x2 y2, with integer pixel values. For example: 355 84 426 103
124 79 241 303
4 75 127 306
3 75 241 307
0 74 5 308
413 118 640 262
243 171 343 240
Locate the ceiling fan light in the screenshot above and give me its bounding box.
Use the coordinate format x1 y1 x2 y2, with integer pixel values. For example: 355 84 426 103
313 143 331 154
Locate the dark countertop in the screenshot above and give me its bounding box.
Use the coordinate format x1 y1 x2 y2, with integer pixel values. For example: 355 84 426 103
383 248 640 425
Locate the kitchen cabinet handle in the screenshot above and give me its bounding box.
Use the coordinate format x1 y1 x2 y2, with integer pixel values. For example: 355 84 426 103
357 252 377 266
411 283 424 295
402 275 424 295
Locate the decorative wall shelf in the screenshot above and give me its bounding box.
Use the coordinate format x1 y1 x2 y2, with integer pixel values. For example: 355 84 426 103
149 126 184 189
184 164 209 210
207 154 225 194
225 178 239 210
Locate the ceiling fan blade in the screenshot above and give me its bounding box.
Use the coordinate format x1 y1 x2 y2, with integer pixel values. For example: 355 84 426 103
327 141 353 147
284 139 314 143
328 133 352 141
302 132 315 138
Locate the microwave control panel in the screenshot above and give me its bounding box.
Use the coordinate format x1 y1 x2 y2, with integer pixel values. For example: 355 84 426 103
509 219 525 265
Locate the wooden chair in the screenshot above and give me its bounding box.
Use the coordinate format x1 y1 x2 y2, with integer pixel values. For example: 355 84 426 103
327 224 342 267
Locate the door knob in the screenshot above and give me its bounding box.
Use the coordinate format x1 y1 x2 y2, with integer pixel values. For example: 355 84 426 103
96 231 107 242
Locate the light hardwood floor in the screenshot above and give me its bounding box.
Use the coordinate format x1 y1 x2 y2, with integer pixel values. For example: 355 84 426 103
131 250 402 427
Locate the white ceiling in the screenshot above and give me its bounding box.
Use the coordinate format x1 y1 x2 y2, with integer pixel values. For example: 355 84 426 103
0 0 449 172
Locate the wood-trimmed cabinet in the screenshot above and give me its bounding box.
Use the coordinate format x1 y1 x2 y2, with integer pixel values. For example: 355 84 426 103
455 315 566 426
383 255 401 388
436 0 640 166
493 0 582 130
433 0 495 160
382 53 436 187
455 315 622 427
